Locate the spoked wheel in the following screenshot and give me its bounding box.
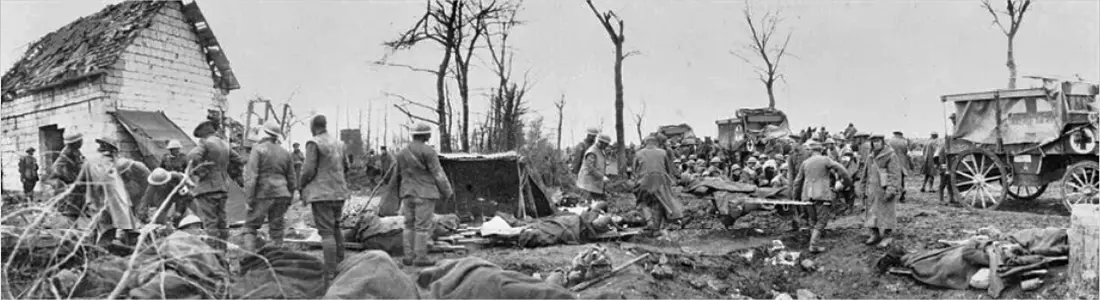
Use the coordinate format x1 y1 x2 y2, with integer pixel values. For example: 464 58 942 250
1060 160 1100 210
950 149 1008 209
1007 182 1049 200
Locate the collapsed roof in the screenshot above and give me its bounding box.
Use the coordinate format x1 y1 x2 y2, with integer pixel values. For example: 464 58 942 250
1 1 238 101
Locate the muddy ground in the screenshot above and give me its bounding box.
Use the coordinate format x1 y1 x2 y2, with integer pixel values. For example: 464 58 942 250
274 176 1087 299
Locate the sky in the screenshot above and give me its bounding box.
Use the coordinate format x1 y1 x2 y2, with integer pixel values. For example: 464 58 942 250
2 0 1098 149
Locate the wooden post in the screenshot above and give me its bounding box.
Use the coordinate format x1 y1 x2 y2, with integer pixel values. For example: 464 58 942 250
993 91 1004 153
1069 204 1100 296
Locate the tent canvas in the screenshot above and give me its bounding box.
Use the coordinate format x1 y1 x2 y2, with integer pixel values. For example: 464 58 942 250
112 110 246 225
435 151 556 221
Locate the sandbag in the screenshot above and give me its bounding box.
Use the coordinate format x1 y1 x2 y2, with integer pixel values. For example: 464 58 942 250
419 257 575 299
324 251 419 299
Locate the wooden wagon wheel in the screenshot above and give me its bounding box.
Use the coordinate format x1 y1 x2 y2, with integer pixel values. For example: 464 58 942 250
1007 182 1048 200
950 148 1008 209
1059 160 1100 210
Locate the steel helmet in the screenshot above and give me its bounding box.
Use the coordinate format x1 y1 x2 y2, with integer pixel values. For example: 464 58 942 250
597 134 612 144
178 214 202 229
166 139 182 150
63 131 84 144
262 120 282 137
148 168 172 186
410 122 433 136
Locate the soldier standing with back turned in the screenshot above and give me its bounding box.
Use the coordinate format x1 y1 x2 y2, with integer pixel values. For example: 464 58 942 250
299 115 350 283
391 122 453 267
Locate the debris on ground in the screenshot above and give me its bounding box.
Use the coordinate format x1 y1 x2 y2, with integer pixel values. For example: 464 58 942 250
796 289 817 300
567 245 613 285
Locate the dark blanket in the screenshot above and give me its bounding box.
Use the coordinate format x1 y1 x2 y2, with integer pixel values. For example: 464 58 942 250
324 251 420 299
901 240 992 290
518 214 583 248
231 246 327 299
419 257 575 299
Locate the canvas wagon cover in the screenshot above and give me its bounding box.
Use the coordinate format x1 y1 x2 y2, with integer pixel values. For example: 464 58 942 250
735 108 791 138
952 96 1061 145
947 82 1099 146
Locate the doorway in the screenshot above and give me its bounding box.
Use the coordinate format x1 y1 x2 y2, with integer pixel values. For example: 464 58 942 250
38 125 64 167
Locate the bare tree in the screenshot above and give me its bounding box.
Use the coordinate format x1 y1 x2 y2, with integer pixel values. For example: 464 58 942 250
554 94 566 152
982 0 1031 89
451 0 516 152
631 101 646 143
382 0 460 152
586 0 634 174
483 2 530 151
732 0 792 109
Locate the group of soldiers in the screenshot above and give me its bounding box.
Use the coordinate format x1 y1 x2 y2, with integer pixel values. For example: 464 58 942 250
15 114 455 286
569 128 687 235
562 122 947 253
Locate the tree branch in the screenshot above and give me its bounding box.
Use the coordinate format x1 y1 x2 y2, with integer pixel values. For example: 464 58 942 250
373 61 441 75
394 104 440 125
586 0 621 43
981 0 1010 35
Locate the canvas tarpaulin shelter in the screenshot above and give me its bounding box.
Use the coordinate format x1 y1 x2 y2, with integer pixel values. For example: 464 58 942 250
436 151 556 220
112 110 246 225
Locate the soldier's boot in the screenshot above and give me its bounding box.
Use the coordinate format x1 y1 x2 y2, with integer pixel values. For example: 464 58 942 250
334 221 346 262
320 235 341 283
863 227 881 245
808 229 825 253
412 232 436 267
877 229 894 248
401 230 415 266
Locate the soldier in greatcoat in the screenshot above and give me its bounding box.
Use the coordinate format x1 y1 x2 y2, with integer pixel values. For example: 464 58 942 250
859 134 904 248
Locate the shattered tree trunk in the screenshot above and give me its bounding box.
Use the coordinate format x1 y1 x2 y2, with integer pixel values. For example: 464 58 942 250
766 79 776 109
436 50 454 153
1006 36 1017 89
1069 204 1100 296
613 37 626 175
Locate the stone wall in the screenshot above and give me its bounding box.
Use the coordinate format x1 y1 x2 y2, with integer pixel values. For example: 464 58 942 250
106 1 229 158
0 80 112 190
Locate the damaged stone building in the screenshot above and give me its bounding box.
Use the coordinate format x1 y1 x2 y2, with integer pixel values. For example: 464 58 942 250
1 0 238 189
